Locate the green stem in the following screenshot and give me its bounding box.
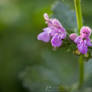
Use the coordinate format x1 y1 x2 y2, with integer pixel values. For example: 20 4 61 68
79 55 84 88
74 0 83 32
74 0 84 88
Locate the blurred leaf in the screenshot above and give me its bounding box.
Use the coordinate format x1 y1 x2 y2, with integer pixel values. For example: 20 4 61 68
84 59 92 87
73 59 92 92
52 1 77 33
19 49 79 92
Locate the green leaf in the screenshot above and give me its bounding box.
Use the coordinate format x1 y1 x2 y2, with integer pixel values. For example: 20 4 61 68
19 49 79 92
52 1 77 33
83 59 92 87
73 59 92 92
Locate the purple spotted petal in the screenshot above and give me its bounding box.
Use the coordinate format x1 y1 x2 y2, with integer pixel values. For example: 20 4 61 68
60 31 66 39
80 26 92 38
59 27 66 39
43 27 57 36
77 41 88 54
37 32 50 42
50 27 58 36
87 41 92 46
51 34 62 47
52 19 62 28
74 36 81 44
43 27 52 33
86 38 92 46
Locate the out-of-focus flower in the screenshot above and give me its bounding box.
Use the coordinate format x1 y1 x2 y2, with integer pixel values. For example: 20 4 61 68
37 13 66 47
70 26 92 54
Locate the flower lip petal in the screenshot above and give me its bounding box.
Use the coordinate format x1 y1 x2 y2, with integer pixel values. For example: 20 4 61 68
77 42 88 54
51 34 62 47
74 36 81 44
37 32 50 42
43 27 52 34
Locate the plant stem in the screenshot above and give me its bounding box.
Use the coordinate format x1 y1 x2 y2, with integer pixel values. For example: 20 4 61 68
79 55 84 88
74 0 83 32
74 0 84 88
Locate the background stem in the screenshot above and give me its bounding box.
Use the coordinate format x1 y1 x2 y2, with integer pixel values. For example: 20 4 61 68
74 0 84 88
79 55 84 88
74 0 83 32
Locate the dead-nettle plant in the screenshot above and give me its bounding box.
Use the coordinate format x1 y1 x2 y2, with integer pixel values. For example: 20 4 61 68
37 0 92 91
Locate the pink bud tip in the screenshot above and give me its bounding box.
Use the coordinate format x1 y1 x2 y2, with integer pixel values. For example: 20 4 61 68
69 33 78 41
43 13 49 21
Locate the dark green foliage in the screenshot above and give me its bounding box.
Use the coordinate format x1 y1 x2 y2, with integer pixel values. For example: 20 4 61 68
19 49 79 92
52 1 77 32
0 0 92 92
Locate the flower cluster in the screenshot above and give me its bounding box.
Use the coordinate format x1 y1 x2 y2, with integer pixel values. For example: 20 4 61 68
37 13 92 54
70 26 92 54
37 13 66 47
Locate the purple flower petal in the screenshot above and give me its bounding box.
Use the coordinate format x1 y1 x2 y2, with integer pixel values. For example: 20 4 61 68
37 32 50 42
43 27 52 33
80 26 92 38
51 34 62 47
87 41 92 46
60 31 66 39
86 38 92 46
77 41 88 54
52 19 62 28
74 36 81 44
43 27 57 36
43 13 53 26
59 27 66 39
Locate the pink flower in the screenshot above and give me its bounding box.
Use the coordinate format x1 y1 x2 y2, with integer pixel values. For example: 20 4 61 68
37 13 66 47
70 26 92 54
80 26 92 38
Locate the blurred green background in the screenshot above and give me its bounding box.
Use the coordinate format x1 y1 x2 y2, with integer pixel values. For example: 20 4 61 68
0 0 92 92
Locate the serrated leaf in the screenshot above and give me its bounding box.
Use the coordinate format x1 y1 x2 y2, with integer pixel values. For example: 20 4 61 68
52 1 77 33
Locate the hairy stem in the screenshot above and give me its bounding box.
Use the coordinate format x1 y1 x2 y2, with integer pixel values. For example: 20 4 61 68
74 0 83 32
74 0 84 88
79 55 84 88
